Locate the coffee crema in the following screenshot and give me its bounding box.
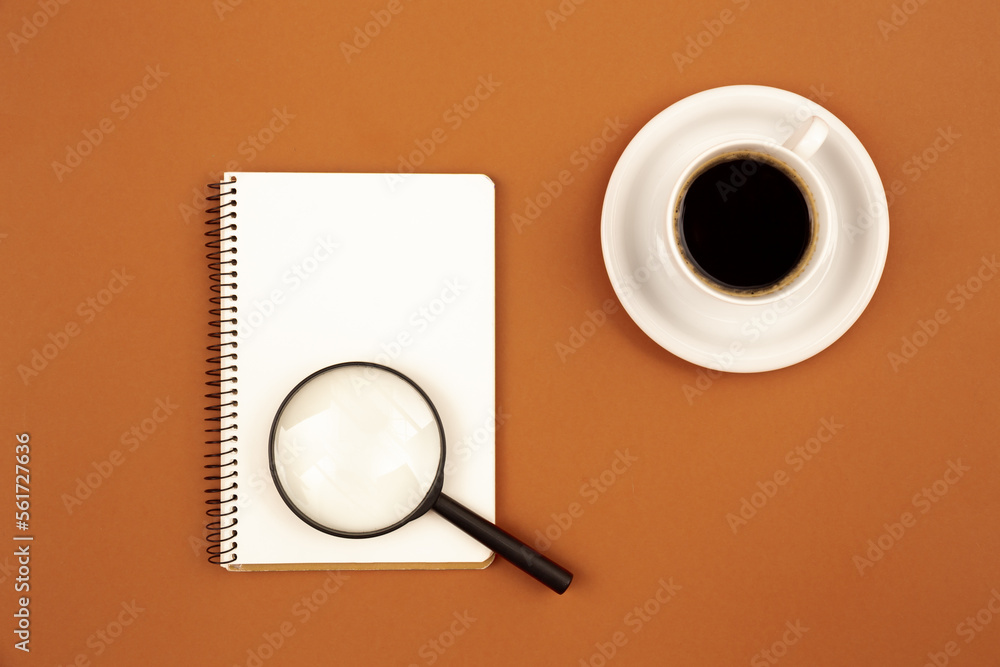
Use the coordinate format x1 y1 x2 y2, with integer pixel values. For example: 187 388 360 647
675 151 817 297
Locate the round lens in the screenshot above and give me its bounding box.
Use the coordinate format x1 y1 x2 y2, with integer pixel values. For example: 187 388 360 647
270 363 445 536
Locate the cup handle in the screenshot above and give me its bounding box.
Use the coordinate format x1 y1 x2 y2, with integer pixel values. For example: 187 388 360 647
782 116 829 161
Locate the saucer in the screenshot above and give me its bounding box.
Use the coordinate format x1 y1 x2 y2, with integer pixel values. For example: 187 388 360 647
601 85 889 372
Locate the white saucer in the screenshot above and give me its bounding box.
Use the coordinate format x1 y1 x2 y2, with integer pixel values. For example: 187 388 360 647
601 85 889 372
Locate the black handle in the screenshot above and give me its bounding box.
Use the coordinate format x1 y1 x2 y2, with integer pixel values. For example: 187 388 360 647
432 493 573 594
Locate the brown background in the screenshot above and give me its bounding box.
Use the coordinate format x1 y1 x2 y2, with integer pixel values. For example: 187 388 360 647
2 0 999 665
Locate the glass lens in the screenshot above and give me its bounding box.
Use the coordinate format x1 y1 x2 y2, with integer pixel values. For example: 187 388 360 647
271 364 444 535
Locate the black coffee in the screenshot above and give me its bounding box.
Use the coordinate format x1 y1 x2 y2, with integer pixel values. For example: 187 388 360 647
677 152 812 294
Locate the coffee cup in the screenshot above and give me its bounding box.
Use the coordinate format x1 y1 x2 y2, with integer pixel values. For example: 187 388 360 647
666 116 836 305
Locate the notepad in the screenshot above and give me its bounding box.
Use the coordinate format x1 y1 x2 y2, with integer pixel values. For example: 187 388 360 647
204 172 495 571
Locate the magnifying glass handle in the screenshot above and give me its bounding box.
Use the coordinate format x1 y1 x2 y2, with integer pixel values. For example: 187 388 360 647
433 493 573 594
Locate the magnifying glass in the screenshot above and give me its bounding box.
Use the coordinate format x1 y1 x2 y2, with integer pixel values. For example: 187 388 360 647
268 362 573 594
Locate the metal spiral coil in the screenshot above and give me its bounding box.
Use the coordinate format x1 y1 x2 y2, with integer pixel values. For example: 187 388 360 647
204 177 239 565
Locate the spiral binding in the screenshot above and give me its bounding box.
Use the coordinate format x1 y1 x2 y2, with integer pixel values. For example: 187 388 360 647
204 177 239 565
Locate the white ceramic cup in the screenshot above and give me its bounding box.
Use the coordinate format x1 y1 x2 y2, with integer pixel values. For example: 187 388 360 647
666 116 837 305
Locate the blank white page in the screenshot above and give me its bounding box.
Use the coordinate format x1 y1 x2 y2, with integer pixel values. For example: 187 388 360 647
216 172 495 570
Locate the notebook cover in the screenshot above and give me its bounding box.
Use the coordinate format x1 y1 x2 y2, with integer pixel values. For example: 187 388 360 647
210 172 496 570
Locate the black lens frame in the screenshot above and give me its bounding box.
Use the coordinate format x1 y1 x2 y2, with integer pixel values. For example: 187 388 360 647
268 361 447 539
